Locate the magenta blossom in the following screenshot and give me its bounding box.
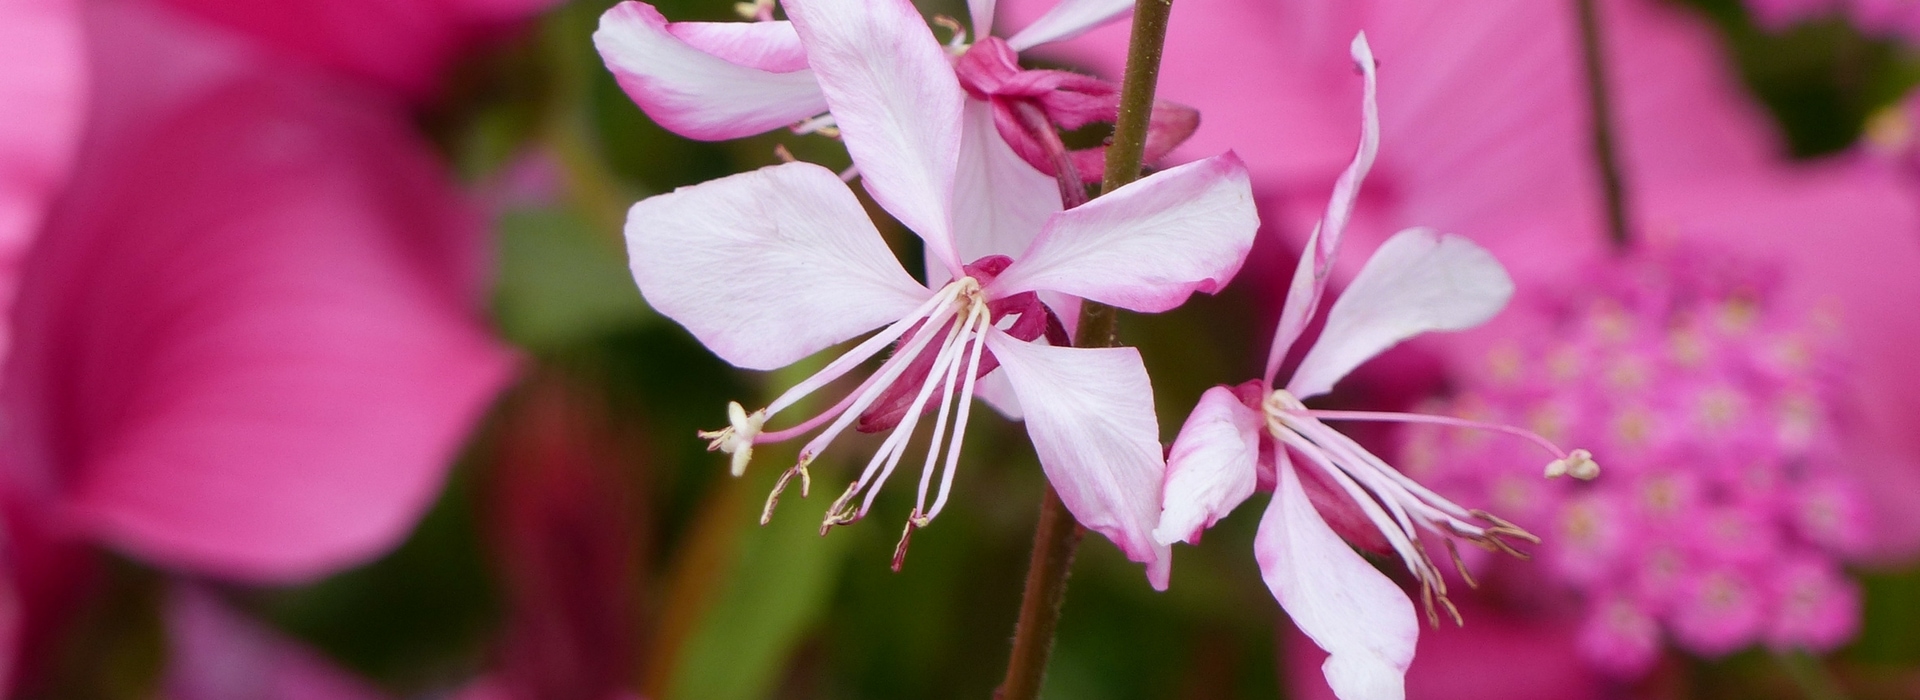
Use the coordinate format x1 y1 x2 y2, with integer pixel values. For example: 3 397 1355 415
158 0 561 99
1404 245 1867 676
0 3 515 687
622 0 1257 586
1155 35 1594 700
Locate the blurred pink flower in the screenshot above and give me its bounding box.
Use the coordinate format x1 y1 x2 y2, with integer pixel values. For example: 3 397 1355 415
0 0 86 370
624 0 1257 587
1747 0 1920 41
1407 246 1866 675
157 0 561 99
162 585 390 700
1007 0 1920 556
0 0 515 687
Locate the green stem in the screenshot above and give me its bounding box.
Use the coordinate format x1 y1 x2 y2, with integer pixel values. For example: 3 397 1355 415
1574 0 1633 250
1775 650 1851 700
994 0 1177 697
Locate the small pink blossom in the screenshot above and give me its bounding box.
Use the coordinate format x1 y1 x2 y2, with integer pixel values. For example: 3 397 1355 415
620 0 1257 586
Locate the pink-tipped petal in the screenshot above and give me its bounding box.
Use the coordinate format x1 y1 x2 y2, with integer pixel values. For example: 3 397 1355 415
625 161 930 371
985 331 1172 589
1005 0 1136 51
164 585 389 700
784 0 967 273
1155 385 1263 546
1287 227 1511 399
951 101 1062 271
1266 32 1380 383
5 5 516 582
970 0 998 39
593 2 827 141
1259 456 1417 700
991 153 1258 312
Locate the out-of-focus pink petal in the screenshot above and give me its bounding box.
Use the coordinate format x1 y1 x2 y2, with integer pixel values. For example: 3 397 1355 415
1288 228 1511 400
593 3 827 141
0 0 85 370
990 153 1257 312
2 1 515 582
1004 0 1135 51
1265 33 1379 384
970 0 998 39
1155 385 1262 546
163 585 389 700
1258 455 1416 700
626 162 929 371
784 0 966 273
158 0 557 99
985 331 1171 589
1285 601 1604 700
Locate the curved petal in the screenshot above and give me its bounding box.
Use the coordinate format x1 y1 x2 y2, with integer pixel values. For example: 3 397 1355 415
5 10 516 583
1266 32 1380 383
990 153 1257 312
1258 456 1416 700
985 331 1172 589
626 161 931 371
594 2 827 141
1155 385 1263 545
1288 227 1511 399
784 0 966 273
1005 0 1135 51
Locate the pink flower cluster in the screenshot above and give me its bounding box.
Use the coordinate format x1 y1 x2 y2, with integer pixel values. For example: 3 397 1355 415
1403 245 1866 676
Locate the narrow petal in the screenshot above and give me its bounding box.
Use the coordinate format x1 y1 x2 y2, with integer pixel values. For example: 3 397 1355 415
593 2 827 141
986 331 1172 589
1258 456 1417 700
1287 227 1511 399
1005 0 1135 51
625 161 930 371
969 0 997 39
784 0 967 273
1155 385 1263 545
990 153 1258 312
1266 32 1380 383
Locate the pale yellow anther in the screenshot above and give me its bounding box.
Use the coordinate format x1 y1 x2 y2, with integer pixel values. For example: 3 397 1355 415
698 401 767 477
1544 448 1600 480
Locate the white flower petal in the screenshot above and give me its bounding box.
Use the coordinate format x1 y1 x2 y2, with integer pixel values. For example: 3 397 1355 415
1005 0 1135 51
986 331 1172 589
594 2 827 141
991 153 1257 313
785 0 968 273
625 162 930 371
1155 385 1263 546
1287 227 1512 399
1258 456 1417 700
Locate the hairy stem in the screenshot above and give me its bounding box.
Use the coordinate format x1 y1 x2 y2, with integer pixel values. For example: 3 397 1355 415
1574 0 1633 249
995 0 1177 697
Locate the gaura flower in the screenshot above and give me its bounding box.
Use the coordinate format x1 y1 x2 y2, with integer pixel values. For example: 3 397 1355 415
592 0 1195 259
1153 35 1594 700
621 0 1258 587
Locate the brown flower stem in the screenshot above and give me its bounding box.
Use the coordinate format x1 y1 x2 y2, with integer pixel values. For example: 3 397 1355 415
994 0 1177 696
1574 0 1633 249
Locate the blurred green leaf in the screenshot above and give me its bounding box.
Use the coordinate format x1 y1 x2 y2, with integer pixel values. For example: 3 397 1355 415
494 206 651 350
